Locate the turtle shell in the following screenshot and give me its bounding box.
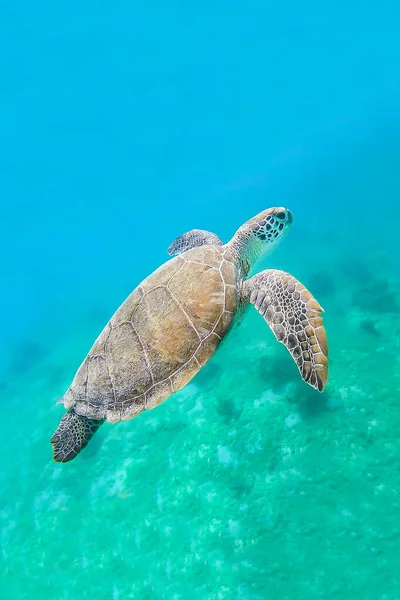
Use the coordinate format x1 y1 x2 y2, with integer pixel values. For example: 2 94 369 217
60 245 238 423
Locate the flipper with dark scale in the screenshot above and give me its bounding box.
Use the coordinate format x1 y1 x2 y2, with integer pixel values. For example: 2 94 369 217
50 412 103 463
244 269 328 391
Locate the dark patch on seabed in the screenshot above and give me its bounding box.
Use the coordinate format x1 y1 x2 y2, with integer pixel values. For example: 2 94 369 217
352 280 399 313
259 352 298 389
359 318 382 338
340 257 373 286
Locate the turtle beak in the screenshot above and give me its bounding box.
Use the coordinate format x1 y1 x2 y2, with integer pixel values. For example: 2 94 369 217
273 207 294 227
270 206 294 225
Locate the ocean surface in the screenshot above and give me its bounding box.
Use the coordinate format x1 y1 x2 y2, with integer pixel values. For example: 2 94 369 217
1 1 400 598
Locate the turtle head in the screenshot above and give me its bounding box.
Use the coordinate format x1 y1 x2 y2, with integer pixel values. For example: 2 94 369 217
245 207 294 244
228 207 294 276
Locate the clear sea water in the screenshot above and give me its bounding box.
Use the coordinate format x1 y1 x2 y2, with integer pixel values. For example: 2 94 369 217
1 2 400 598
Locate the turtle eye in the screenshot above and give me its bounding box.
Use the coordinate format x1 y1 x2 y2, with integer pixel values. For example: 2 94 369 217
276 211 286 221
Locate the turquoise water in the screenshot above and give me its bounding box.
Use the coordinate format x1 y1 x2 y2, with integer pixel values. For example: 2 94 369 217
1 1 400 598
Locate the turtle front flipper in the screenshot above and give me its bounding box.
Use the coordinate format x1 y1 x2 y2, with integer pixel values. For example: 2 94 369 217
244 269 328 391
50 412 103 462
168 229 222 256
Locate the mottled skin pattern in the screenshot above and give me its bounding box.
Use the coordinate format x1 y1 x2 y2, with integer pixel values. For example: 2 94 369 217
51 207 329 463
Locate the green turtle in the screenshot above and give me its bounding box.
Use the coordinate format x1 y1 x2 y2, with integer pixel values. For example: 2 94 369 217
51 207 328 462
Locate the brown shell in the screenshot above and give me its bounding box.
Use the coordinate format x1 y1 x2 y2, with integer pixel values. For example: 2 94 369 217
60 245 237 423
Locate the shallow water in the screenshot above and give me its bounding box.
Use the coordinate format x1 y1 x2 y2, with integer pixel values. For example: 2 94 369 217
1 2 400 599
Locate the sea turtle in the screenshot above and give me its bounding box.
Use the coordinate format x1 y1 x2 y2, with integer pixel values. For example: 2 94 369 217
51 207 328 462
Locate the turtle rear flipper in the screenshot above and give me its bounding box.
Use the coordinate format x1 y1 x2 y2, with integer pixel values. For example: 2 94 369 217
50 412 103 463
